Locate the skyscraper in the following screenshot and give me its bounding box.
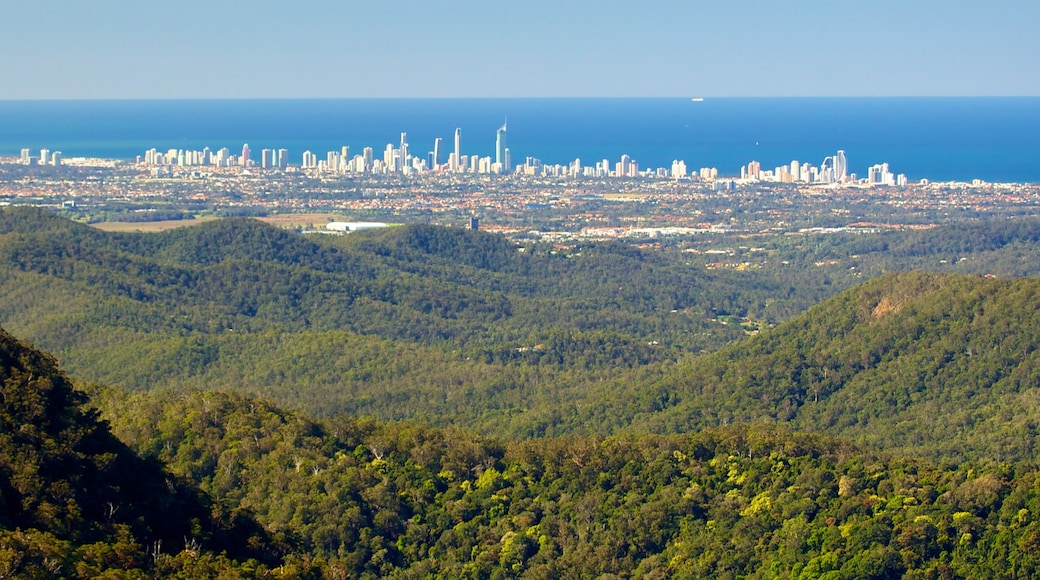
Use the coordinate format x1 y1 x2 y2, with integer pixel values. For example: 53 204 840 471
432 137 442 170
454 128 462 172
400 133 409 171
363 147 374 172
821 156 834 183
834 150 847 183
495 120 508 171
241 144 251 167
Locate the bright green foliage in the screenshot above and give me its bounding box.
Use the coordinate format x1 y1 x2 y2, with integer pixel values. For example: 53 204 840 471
92 389 1040 578
8 209 1040 575
8 320 1040 576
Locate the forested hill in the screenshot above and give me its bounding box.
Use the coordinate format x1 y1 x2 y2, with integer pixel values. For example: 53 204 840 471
4 208 1040 446
9 313 1040 575
614 271 1040 462
0 207 792 432
0 325 277 575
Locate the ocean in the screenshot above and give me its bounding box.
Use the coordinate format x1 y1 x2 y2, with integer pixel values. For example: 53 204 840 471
1 98 1038 183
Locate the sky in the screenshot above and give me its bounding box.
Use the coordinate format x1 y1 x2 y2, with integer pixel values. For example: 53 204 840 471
1 0 1037 99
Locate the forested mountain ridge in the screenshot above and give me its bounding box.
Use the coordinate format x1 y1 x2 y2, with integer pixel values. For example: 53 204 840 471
7 319 1040 576
0 326 280 576
618 271 1040 462
4 208 1040 447
0 207 786 431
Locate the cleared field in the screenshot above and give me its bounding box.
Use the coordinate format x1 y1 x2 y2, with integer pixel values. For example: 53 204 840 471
90 213 349 233
90 217 219 232
256 213 346 228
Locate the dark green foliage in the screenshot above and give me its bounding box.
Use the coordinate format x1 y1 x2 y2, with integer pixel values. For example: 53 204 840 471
8 319 1040 577
0 326 279 576
5 209 1040 454
0 207 759 431
91 389 1040 578
629 271 1040 462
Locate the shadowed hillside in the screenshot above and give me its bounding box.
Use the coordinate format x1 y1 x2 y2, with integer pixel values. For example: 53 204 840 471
0 326 278 576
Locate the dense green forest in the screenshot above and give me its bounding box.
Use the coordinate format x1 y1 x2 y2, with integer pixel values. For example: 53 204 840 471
4 326 1040 577
3 208 1040 441
6 208 1040 576
605 272 1040 463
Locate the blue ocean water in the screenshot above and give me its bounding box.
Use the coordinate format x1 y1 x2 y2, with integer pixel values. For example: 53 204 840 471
1 98 1038 183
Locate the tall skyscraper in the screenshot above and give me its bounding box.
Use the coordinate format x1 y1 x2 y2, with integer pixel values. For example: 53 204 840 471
241 144 251 167
495 120 508 171
363 147 374 172
834 150 847 183
454 128 462 172
433 137 441 170
400 133 409 171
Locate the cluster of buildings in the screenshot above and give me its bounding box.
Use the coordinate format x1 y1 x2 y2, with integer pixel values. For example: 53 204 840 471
18 131 911 187
20 148 62 167
300 123 515 176
737 150 907 186
139 144 282 170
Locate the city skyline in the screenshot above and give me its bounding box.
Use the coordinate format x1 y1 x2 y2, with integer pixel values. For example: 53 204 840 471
1 1 1037 99
22 128 911 187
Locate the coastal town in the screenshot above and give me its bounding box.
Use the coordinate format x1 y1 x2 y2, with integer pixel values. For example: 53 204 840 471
0 148 1036 249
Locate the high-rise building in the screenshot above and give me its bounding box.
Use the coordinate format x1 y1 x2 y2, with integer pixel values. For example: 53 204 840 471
834 150 847 183
495 120 508 171
746 160 762 180
241 144 251 167
400 133 409 171
19 148 30 164
820 156 834 183
362 147 374 172
671 159 687 179
454 128 462 172
277 149 288 169
433 137 442 170
39 148 49 166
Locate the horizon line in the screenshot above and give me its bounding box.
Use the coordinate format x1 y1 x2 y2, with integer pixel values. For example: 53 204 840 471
1 95 1039 103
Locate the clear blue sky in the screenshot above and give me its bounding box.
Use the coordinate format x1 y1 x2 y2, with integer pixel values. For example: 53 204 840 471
2 0 1037 99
